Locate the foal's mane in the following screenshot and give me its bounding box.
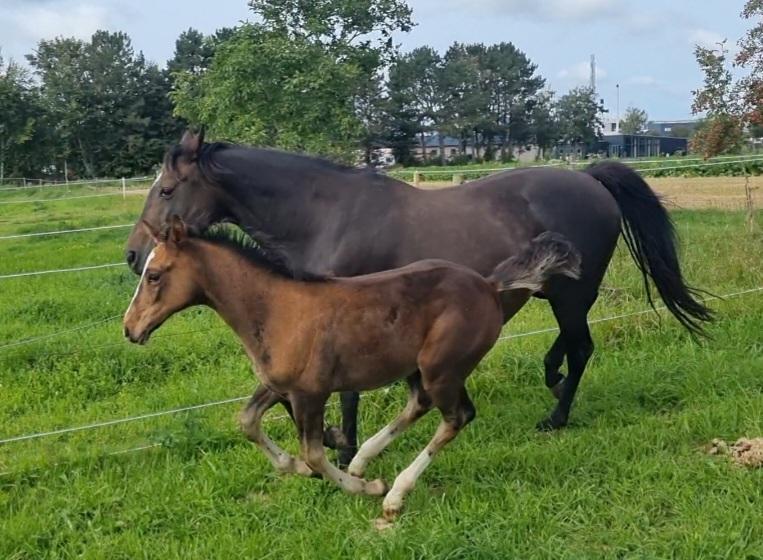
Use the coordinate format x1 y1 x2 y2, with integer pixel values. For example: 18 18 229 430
193 224 325 282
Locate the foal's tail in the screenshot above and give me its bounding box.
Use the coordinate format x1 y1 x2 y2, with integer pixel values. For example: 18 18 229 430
489 232 582 293
584 161 713 336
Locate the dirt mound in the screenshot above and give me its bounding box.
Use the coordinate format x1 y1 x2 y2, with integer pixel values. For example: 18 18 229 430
708 437 763 468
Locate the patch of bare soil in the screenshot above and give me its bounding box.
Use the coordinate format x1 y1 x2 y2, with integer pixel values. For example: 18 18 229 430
707 437 763 468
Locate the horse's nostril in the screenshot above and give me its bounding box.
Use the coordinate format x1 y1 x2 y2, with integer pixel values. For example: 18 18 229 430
126 250 136 265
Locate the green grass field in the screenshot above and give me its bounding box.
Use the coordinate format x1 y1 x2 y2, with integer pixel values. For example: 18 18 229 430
1 182 763 558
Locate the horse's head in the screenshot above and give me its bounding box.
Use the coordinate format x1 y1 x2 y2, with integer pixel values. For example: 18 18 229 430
125 129 228 274
123 216 202 344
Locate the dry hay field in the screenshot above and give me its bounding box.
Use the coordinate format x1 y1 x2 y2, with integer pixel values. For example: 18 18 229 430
413 175 763 211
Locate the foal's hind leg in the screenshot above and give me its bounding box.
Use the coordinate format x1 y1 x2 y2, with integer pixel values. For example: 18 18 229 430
382 386 476 521
291 392 387 496
240 385 314 476
348 373 433 478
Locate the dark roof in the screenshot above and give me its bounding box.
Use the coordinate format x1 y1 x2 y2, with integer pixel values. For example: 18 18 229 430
422 134 463 148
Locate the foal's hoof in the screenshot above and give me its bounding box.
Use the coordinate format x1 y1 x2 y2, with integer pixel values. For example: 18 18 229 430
549 378 566 400
364 478 389 496
323 426 348 450
536 416 567 432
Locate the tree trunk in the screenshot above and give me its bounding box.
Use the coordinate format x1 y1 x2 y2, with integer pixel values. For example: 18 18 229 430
77 137 96 178
419 131 427 163
438 131 445 165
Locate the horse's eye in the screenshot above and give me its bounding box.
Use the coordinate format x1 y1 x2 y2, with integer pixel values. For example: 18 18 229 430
147 271 161 284
159 187 174 199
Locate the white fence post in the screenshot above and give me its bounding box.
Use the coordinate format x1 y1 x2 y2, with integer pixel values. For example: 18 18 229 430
122 177 126 200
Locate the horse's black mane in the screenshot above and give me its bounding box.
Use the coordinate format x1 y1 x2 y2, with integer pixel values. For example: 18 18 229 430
165 140 363 185
193 223 326 282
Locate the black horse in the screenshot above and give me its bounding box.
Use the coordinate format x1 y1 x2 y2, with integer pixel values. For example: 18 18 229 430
126 131 712 466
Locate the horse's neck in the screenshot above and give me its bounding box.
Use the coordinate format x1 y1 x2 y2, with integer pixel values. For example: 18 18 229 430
220 156 414 273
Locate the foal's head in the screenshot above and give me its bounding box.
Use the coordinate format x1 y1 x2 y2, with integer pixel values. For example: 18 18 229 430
123 216 202 344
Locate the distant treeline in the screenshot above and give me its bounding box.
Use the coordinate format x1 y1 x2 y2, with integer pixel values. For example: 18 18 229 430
4 0 751 180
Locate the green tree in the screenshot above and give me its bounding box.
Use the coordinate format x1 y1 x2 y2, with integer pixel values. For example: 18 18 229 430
620 107 648 135
0 54 39 182
441 44 490 160
737 0 763 124
175 1 413 160
555 87 604 148
483 42 544 159
691 41 744 157
28 31 177 177
530 90 558 159
387 46 447 163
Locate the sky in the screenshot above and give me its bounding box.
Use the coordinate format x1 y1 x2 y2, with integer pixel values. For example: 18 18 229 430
0 0 750 120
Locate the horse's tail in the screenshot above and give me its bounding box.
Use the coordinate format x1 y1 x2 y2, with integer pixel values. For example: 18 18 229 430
489 232 581 293
584 161 713 336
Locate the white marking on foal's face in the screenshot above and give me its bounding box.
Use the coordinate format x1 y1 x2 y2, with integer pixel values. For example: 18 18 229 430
125 248 156 319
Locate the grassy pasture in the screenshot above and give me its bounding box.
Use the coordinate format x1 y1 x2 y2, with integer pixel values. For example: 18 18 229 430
0 181 762 558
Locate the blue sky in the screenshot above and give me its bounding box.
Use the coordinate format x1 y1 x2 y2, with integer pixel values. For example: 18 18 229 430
0 0 750 120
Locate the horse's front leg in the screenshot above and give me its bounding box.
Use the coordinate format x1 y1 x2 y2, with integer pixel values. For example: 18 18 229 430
292 391 387 496
322 391 360 467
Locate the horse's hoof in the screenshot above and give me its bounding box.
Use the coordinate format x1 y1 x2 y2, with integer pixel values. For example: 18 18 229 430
337 447 358 470
550 378 566 400
536 416 567 431
323 426 348 450
365 478 389 496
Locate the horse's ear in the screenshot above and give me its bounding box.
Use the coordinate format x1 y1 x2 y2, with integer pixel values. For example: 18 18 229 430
141 220 162 245
179 127 205 157
168 215 188 245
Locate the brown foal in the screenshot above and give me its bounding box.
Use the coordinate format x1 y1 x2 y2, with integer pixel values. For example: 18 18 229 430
123 217 581 519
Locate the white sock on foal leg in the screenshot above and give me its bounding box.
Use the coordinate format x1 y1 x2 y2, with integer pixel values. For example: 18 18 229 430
382 420 458 520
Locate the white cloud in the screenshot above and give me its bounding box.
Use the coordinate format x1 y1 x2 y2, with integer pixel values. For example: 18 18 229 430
0 1 111 61
627 75 658 86
687 28 727 50
438 0 621 22
557 60 608 84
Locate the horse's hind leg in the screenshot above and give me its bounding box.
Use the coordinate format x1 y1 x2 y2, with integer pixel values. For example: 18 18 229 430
382 386 475 521
291 392 387 496
240 385 314 476
537 294 596 431
348 372 433 478
544 334 566 399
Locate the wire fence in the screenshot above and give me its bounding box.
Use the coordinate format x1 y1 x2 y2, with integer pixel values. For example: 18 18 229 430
0 224 133 241
1 156 762 469
384 154 763 178
0 176 152 192
1 283 761 450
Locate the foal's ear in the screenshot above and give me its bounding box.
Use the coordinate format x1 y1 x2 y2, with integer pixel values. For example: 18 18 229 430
179 127 205 158
168 215 188 245
141 220 162 245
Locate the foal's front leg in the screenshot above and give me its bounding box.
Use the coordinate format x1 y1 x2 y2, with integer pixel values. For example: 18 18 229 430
292 392 387 496
240 385 314 476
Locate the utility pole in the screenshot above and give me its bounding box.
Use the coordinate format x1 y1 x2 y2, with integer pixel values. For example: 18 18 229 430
616 83 620 133
590 54 596 93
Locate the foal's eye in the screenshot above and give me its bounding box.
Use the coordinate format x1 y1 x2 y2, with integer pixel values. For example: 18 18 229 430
158 187 174 199
147 272 161 284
